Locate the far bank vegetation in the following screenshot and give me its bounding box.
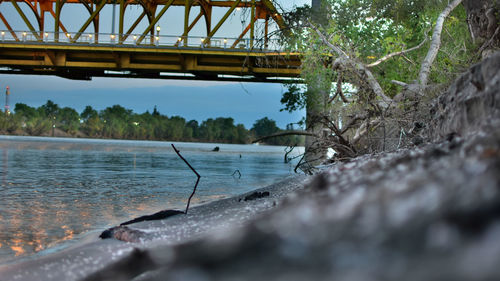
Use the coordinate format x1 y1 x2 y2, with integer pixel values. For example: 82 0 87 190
0 101 304 146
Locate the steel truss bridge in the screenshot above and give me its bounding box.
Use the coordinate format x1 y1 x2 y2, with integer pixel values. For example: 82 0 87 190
0 0 301 82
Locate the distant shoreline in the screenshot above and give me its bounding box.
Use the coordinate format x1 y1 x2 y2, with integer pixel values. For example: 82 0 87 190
0 128 302 146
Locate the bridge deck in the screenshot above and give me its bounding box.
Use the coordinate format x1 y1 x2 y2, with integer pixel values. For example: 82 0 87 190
0 40 301 82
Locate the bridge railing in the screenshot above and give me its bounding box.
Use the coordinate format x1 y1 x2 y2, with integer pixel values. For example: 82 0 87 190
0 30 285 52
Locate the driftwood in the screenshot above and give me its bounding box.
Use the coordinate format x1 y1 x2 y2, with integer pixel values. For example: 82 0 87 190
243 191 270 202
252 130 317 144
120 210 184 226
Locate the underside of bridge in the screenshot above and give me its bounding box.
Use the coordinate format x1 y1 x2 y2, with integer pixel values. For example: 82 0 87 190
0 0 301 82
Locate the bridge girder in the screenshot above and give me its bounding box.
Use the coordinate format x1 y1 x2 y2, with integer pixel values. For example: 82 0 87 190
0 0 286 45
0 0 298 82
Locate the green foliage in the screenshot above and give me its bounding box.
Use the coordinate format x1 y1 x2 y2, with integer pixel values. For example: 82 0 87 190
251 117 303 146
25 116 51 136
80 105 98 121
281 0 475 111
0 113 21 133
58 107 80 135
4 100 298 146
14 103 38 120
40 100 59 117
252 117 280 137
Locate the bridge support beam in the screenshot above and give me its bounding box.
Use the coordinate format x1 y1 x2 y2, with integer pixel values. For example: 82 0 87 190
137 0 175 44
10 0 40 40
71 0 106 42
0 12 19 41
205 0 241 43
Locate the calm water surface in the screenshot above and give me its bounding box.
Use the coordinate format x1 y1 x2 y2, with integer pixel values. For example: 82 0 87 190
0 136 303 264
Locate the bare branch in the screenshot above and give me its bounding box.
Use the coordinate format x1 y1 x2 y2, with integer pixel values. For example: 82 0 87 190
307 21 394 109
307 20 350 59
391 80 409 88
367 34 429 68
352 118 382 145
338 87 350 103
418 0 464 88
479 26 500 53
252 131 317 143
171 144 201 214
336 74 350 103
341 113 369 135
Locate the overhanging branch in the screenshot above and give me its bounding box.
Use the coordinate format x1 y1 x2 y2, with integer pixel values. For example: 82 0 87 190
252 131 317 143
367 32 430 68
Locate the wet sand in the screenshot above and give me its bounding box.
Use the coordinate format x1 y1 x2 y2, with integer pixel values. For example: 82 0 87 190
0 175 307 281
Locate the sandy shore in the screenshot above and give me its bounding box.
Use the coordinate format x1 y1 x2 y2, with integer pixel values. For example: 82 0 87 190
0 175 308 281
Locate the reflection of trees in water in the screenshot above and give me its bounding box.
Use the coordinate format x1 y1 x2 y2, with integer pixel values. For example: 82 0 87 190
2 149 7 187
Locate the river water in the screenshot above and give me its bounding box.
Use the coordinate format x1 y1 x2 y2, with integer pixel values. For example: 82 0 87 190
0 136 303 265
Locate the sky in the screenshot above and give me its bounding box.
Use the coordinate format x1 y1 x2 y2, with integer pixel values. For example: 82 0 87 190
0 0 310 129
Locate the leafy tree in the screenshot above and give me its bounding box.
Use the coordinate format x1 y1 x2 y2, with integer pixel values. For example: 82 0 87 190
100 105 132 121
215 117 236 142
165 116 186 141
199 118 217 142
252 117 280 138
100 105 133 139
81 115 103 137
14 103 38 120
279 0 474 161
80 106 98 121
25 116 51 136
186 120 199 139
152 106 160 117
58 107 80 135
235 124 249 144
0 113 21 133
40 100 59 118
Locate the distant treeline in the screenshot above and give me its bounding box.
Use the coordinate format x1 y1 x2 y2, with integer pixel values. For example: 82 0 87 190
0 100 304 146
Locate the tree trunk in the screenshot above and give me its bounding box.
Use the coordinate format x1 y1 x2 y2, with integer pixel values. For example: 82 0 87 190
464 0 500 56
305 0 328 165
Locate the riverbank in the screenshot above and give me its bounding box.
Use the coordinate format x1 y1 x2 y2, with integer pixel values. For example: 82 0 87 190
0 175 308 281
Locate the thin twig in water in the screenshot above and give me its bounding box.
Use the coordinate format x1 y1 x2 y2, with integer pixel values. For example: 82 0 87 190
232 169 242 179
171 144 201 214
284 145 296 163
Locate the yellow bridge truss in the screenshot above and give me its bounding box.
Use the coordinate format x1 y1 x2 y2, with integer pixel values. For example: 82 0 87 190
0 0 301 82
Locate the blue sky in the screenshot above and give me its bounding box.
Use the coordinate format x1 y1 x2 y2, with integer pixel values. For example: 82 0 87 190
0 0 309 129
4 75 304 128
